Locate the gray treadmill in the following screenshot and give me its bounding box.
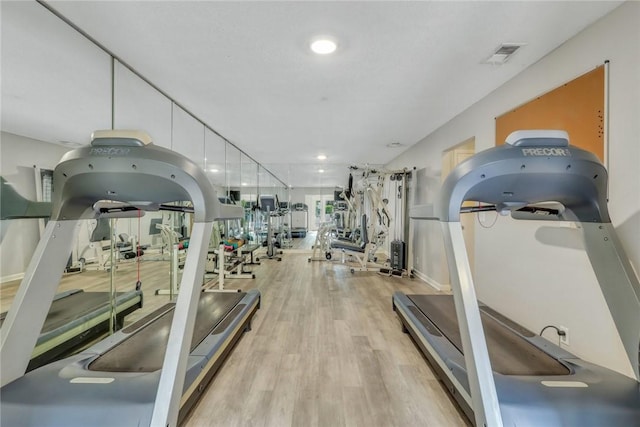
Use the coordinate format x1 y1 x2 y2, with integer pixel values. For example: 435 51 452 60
0 130 260 427
393 130 640 426
290 202 308 237
0 177 143 372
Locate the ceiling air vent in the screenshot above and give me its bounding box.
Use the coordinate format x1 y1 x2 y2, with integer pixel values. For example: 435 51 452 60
484 43 525 65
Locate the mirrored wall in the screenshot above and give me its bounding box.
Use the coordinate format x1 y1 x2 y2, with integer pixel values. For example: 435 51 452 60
0 1 289 365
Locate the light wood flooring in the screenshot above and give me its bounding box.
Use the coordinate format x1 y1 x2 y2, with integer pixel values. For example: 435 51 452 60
1 242 468 427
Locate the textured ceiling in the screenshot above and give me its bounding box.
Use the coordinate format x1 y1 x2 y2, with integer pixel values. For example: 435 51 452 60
1 1 621 187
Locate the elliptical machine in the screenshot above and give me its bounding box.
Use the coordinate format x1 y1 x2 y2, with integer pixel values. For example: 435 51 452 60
256 195 282 262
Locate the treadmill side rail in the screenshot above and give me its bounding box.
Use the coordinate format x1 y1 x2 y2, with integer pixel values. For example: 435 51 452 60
151 221 214 427
442 221 503 427
582 222 640 380
0 220 77 386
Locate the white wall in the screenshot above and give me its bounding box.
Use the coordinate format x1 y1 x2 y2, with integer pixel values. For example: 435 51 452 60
289 186 335 203
0 132 70 281
386 2 640 378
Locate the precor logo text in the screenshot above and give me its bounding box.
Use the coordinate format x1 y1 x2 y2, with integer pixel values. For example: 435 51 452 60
521 148 571 157
90 147 131 156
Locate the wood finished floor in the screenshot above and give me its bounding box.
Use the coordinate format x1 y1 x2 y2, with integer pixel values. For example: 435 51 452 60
187 251 467 427
1 240 467 427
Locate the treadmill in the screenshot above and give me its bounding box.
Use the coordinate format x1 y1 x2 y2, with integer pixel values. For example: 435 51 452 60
0 288 143 372
393 130 640 426
1 177 143 372
0 130 260 427
290 203 308 237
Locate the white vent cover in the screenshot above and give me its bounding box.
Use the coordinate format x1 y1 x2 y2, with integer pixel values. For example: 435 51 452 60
485 43 526 65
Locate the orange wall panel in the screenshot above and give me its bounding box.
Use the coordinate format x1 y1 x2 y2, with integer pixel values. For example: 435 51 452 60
496 65 604 161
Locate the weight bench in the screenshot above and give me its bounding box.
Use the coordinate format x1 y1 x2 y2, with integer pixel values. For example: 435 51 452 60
330 215 384 273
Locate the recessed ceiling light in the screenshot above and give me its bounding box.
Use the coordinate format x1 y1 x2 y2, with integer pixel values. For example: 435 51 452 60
318 169 325 173
317 154 327 160
241 182 248 186
209 168 219 173
311 39 337 55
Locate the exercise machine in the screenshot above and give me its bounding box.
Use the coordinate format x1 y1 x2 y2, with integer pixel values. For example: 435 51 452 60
328 170 394 273
0 130 260 427
308 220 337 262
335 174 359 240
393 130 640 426
380 169 411 277
290 203 308 237
78 217 144 271
333 200 350 237
329 214 386 273
1 178 143 369
205 219 258 286
257 195 282 261
277 201 293 248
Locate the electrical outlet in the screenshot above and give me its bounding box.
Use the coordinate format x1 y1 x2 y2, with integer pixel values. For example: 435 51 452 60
559 326 569 346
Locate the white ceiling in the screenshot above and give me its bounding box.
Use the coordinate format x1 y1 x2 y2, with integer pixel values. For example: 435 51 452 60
1 1 621 187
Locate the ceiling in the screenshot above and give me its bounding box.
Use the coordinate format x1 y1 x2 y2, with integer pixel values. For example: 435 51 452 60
1 1 622 188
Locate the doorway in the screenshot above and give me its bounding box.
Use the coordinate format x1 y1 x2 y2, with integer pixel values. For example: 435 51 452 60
305 194 334 231
442 137 476 273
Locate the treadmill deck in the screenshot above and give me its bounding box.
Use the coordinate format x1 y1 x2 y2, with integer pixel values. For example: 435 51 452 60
0 290 137 333
90 292 244 372
407 294 569 376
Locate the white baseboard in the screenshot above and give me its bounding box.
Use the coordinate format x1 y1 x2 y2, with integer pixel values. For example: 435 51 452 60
1 255 103 284
412 269 451 292
1 272 24 284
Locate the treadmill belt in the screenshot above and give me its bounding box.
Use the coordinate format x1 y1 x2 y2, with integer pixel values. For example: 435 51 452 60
89 292 245 372
407 295 569 376
0 291 128 333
